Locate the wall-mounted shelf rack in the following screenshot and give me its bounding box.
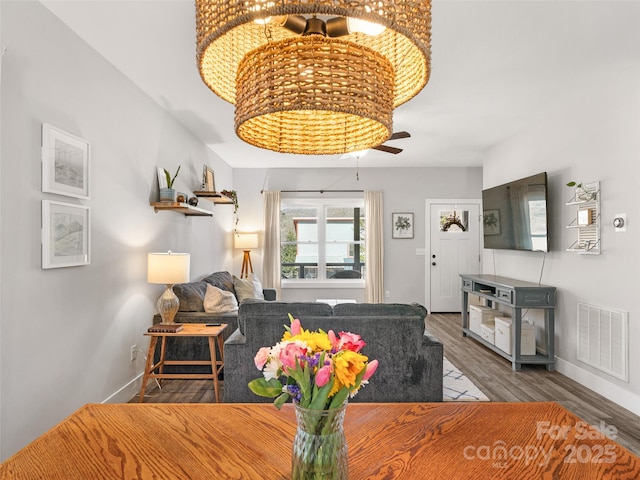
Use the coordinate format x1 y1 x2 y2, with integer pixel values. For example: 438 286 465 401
193 191 234 204
150 202 212 217
565 181 600 255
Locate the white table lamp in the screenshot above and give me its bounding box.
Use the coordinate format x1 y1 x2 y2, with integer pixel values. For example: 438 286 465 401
147 251 190 324
234 233 258 279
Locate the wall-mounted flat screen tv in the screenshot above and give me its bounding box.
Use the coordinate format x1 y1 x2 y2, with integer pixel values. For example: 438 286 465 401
482 172 549 252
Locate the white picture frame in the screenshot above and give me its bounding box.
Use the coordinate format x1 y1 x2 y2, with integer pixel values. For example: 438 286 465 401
42 200 91 269
42 123 90 199
578 208 593 226
157 167 168 189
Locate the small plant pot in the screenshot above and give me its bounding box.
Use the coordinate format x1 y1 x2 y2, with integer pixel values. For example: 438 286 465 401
159 188 176 202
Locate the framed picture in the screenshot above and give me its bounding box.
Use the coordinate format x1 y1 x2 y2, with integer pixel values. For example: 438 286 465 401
42 200 91 269
202 166 216 192
578 208 593 226
42 124 90 199
392 212 414 239
157 167 168 189
483 209 501 235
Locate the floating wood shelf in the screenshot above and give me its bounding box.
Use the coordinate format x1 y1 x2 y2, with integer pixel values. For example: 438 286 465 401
150 202 212 217
193 191 234 204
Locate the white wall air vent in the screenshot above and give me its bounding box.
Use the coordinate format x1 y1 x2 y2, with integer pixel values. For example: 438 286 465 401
577 302 628 381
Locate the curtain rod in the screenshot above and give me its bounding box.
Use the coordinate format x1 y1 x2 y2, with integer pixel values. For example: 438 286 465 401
261 189 364 193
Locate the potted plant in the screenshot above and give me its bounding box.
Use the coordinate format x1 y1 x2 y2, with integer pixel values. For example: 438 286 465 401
567 181 595 202
159 166 181 202
221 189 239 229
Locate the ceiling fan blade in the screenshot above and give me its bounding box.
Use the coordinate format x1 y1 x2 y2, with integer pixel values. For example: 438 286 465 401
372 144 403 154
388 131 411 141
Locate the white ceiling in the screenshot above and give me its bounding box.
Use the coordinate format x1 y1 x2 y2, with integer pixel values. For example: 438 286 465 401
40 0 633 169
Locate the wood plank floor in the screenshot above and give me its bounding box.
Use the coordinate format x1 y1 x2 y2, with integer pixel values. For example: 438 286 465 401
131 313 640 457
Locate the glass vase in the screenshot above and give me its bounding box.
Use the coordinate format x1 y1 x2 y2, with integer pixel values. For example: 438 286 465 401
292 402 348 480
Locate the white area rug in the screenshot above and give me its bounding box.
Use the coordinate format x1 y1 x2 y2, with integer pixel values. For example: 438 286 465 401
443 357 490 402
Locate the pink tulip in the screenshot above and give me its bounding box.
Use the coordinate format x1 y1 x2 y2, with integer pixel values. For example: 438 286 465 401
363 359 379 381
280 343 306 372
337 331 366 352
291 318 302 336
328 330 338 350
254 347 270 370
315 365 332 387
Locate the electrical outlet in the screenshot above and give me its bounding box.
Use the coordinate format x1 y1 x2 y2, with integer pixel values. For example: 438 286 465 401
130 345 137 362
385 291 390 298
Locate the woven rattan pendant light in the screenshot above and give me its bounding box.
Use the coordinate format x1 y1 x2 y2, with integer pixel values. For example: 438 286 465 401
195 0 432 155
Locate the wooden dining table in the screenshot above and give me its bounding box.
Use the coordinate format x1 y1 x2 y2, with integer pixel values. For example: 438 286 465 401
1 402 638 479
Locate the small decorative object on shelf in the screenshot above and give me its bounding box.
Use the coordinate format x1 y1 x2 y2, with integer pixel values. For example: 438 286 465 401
220 189 238 214
202 166 216 192
159 165 181 202
566 181 596 202
221 189 239 229
188 196 199 206
249 314 378 480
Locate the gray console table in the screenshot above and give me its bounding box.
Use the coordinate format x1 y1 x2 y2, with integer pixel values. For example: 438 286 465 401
460 274 556 371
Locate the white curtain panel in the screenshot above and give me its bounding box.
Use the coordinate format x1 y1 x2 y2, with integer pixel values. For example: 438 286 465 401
262 190 281 297
364 190 384 303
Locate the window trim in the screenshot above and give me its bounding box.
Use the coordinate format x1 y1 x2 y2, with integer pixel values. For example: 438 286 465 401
280 197 365 289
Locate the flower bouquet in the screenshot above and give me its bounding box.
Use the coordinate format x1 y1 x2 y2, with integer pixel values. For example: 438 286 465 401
249 314 378 479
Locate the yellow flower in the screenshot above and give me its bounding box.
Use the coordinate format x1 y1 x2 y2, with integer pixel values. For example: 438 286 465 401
333 350 367 389
283 329 332 353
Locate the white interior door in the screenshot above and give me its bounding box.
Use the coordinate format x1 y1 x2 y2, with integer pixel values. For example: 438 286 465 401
428 201 481 312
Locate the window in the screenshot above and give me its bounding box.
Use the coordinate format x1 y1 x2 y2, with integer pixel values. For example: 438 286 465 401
280 198 365 282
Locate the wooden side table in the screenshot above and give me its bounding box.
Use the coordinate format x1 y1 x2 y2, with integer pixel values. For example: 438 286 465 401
139 323 228 403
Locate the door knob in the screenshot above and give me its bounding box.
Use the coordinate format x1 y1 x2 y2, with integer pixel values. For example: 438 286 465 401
432 262 436 266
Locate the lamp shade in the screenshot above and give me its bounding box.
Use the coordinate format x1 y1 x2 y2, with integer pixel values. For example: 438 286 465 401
235 36 394 154
147 252 191 285
234 233 259 250
195 0 431 155
196 0 431 108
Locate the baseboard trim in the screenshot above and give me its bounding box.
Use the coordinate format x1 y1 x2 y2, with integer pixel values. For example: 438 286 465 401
103 372 144 404
555 356 640 417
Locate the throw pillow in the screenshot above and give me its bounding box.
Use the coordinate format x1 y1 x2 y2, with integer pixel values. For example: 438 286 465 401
202 271 236 294
203 284 239 314
232 274 264 303
173 282 208 312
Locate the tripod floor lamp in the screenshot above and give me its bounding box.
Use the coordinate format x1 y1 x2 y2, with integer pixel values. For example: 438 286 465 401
234 233 258 279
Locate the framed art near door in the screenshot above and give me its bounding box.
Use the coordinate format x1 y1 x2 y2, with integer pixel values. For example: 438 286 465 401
41 124 90 199
392 212 414 239
42 200 91 269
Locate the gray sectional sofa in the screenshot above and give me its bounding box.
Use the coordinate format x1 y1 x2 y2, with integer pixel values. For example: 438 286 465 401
223 301 444 403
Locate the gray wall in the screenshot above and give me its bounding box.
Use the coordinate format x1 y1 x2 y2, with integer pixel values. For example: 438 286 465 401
0 2 233 459
482 3 640 415
232 167 483 304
